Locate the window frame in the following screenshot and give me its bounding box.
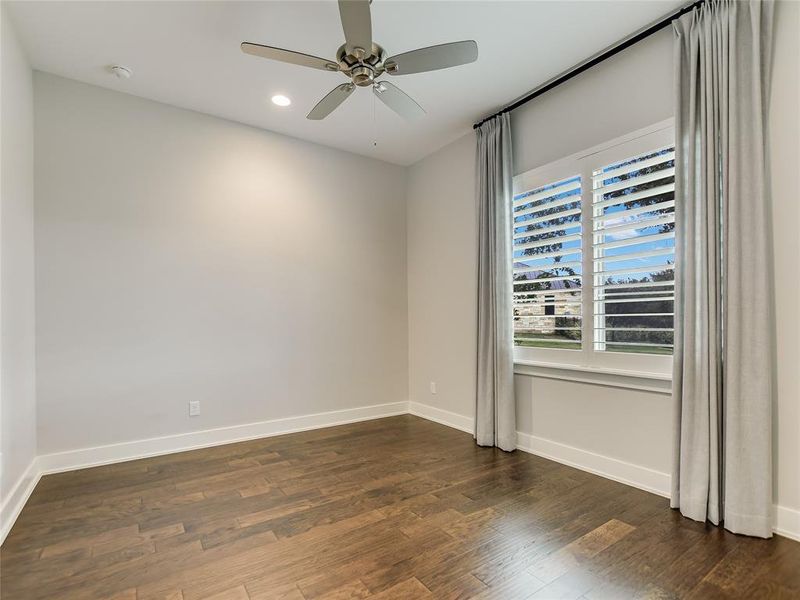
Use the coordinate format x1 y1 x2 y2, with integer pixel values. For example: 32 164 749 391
512 119 675 377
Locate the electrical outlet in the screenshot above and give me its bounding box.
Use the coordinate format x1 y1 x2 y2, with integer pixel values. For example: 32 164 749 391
430 381 437 394
189 400 200 417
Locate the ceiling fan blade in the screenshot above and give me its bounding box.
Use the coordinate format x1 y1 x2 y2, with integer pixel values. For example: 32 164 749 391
338 0 372 55
384 40 478 76
373 81 425 120
307 83 356 120
241 42 339 72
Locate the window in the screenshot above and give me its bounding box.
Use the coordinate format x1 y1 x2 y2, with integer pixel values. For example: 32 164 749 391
592 147 675 355
513 121 675 375
513 176 582 351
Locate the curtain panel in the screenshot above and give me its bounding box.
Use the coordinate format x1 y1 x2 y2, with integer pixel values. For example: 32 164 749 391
671 0 774 538
475 113 516 451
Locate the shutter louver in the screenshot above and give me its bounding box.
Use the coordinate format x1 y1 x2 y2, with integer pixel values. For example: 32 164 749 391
591 147 675 354
512 176 582 350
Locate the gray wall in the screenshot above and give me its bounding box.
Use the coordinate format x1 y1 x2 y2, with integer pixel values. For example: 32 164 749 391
1 8 38 511
406 3 799 516
34 74 408 454
407 133 477 420
512 28 674 175
768 0 800 516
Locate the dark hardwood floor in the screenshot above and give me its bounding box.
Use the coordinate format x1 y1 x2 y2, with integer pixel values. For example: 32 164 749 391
1 415 798 599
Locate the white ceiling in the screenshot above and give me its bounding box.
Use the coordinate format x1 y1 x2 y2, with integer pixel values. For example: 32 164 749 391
6 0 684 165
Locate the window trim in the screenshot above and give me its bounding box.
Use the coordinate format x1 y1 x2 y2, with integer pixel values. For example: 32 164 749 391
512 119 675 378
514 359 672 395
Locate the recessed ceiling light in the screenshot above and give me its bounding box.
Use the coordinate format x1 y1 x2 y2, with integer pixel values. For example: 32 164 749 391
271 95 291 107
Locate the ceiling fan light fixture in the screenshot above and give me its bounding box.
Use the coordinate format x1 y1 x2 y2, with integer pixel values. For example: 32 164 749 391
271 94 292 107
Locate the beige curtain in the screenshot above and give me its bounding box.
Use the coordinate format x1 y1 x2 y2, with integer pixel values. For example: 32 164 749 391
671 0 774 538
475 113 516 451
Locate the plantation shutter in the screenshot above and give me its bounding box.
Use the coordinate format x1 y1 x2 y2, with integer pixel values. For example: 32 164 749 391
591 146 676 354
512 176 582 350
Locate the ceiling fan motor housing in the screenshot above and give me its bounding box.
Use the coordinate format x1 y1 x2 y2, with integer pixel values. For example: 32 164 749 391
336 43 386 86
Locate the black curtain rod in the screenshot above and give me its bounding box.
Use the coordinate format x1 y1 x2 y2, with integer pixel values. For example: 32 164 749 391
473 0 705 129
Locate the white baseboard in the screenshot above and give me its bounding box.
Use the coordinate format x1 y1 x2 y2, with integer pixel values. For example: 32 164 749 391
408 400 800 542
515 431 671 498
408 401 473 434
1 458 42 545
37 401 408 475
775 505 800 542
408 402 669 497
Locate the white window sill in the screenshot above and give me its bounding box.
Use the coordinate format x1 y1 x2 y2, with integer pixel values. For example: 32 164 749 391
514 360 672 395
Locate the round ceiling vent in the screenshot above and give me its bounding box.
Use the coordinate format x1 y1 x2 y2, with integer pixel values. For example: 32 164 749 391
108 65 132 80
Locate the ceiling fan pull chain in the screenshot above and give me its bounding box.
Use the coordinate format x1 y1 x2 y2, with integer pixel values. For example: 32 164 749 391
372 90 377 148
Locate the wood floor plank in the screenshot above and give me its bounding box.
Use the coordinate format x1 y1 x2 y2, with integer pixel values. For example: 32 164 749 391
472 570 546 600
368 577 435 600
1 415 797 600
527 518 636 583
103 588 138 600
199 584 249 600
311 578 371 600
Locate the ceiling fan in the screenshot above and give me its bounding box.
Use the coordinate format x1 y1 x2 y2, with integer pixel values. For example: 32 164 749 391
241 0 478 121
